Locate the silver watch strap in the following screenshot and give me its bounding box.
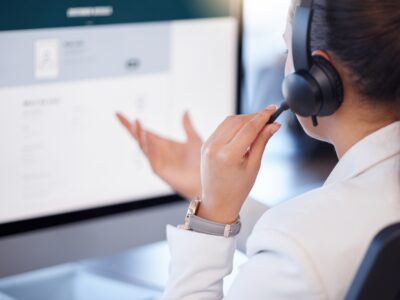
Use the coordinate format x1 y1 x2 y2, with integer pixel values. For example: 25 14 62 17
188 214 241 238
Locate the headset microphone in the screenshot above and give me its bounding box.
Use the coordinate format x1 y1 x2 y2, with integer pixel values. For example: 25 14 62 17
266 102 290 124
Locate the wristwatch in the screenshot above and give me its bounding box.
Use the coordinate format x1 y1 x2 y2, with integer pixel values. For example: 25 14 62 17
179 197 241 238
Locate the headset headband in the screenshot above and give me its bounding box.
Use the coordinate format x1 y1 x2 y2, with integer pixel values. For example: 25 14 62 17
292 0 314 71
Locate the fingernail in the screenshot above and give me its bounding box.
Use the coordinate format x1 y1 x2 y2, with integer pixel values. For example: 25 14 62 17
265 104 277 111
270 124 281 134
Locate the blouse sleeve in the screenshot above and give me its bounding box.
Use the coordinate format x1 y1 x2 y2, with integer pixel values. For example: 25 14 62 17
161 225 320 300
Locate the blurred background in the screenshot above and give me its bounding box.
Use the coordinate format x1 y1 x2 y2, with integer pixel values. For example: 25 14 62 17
242 0 337 207
0 1 337 299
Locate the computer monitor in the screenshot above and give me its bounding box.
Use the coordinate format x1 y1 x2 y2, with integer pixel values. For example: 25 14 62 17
0 0 242 277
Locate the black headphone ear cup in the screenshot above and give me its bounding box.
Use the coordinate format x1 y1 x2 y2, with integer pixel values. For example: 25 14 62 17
282 71 322 117
311 56 344 116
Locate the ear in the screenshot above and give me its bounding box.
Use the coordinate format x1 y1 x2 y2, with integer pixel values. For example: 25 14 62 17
311 50 346 79
312 50 332 62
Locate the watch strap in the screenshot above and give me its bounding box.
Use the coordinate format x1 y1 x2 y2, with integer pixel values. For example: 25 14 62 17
188 214 241 238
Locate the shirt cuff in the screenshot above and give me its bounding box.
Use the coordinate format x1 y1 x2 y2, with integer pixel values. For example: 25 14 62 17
162 225 236 299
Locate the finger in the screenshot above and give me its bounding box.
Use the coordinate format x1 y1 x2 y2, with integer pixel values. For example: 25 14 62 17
116 113 138 140
229 106 277 156
143 130 182 171
182 111 201 141
141 130 162 170
136 120 149 155
207 112 258 146
248 123 281 166
142 128 182 156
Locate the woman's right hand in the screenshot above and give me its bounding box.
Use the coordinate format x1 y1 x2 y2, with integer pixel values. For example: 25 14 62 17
116 111 202 200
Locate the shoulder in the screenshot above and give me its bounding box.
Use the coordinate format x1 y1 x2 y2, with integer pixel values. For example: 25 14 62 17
247 166 400 299
252 157 400 241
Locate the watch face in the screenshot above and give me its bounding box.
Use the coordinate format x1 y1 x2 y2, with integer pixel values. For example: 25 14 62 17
181 198 201 230
190 198 201 215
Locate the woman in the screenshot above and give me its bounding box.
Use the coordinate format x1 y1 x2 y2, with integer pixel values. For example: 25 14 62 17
117 0 400 298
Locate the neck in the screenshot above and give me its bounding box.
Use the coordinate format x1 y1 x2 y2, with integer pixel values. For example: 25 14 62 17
330 109 397 159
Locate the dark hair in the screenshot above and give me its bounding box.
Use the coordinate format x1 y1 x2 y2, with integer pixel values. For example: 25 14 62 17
290 0 400 108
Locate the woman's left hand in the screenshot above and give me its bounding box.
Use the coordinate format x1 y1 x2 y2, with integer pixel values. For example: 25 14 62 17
197 106 281 224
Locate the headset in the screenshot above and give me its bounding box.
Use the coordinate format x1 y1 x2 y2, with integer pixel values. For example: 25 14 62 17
268 0 344 126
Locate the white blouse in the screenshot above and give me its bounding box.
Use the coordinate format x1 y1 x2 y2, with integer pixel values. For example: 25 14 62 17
161 121 400 300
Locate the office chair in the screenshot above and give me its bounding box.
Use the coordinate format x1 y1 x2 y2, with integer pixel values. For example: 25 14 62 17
345 222 400 300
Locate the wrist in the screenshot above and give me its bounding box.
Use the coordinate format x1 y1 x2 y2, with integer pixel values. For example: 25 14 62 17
196 202 239 224
179 197 241 237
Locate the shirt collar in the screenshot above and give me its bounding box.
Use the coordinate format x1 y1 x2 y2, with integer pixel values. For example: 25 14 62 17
324 121 400 186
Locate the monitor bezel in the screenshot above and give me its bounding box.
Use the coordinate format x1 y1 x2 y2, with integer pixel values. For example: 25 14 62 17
0 1 244 238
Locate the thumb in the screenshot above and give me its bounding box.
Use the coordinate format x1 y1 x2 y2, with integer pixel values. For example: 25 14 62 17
248 123 281 165
183 111 201 141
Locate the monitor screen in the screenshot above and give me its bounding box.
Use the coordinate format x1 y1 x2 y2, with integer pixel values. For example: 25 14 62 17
0 1 241 230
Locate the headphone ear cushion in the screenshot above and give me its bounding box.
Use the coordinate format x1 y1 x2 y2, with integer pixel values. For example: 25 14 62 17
312 56 344 116
282 71 322 117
